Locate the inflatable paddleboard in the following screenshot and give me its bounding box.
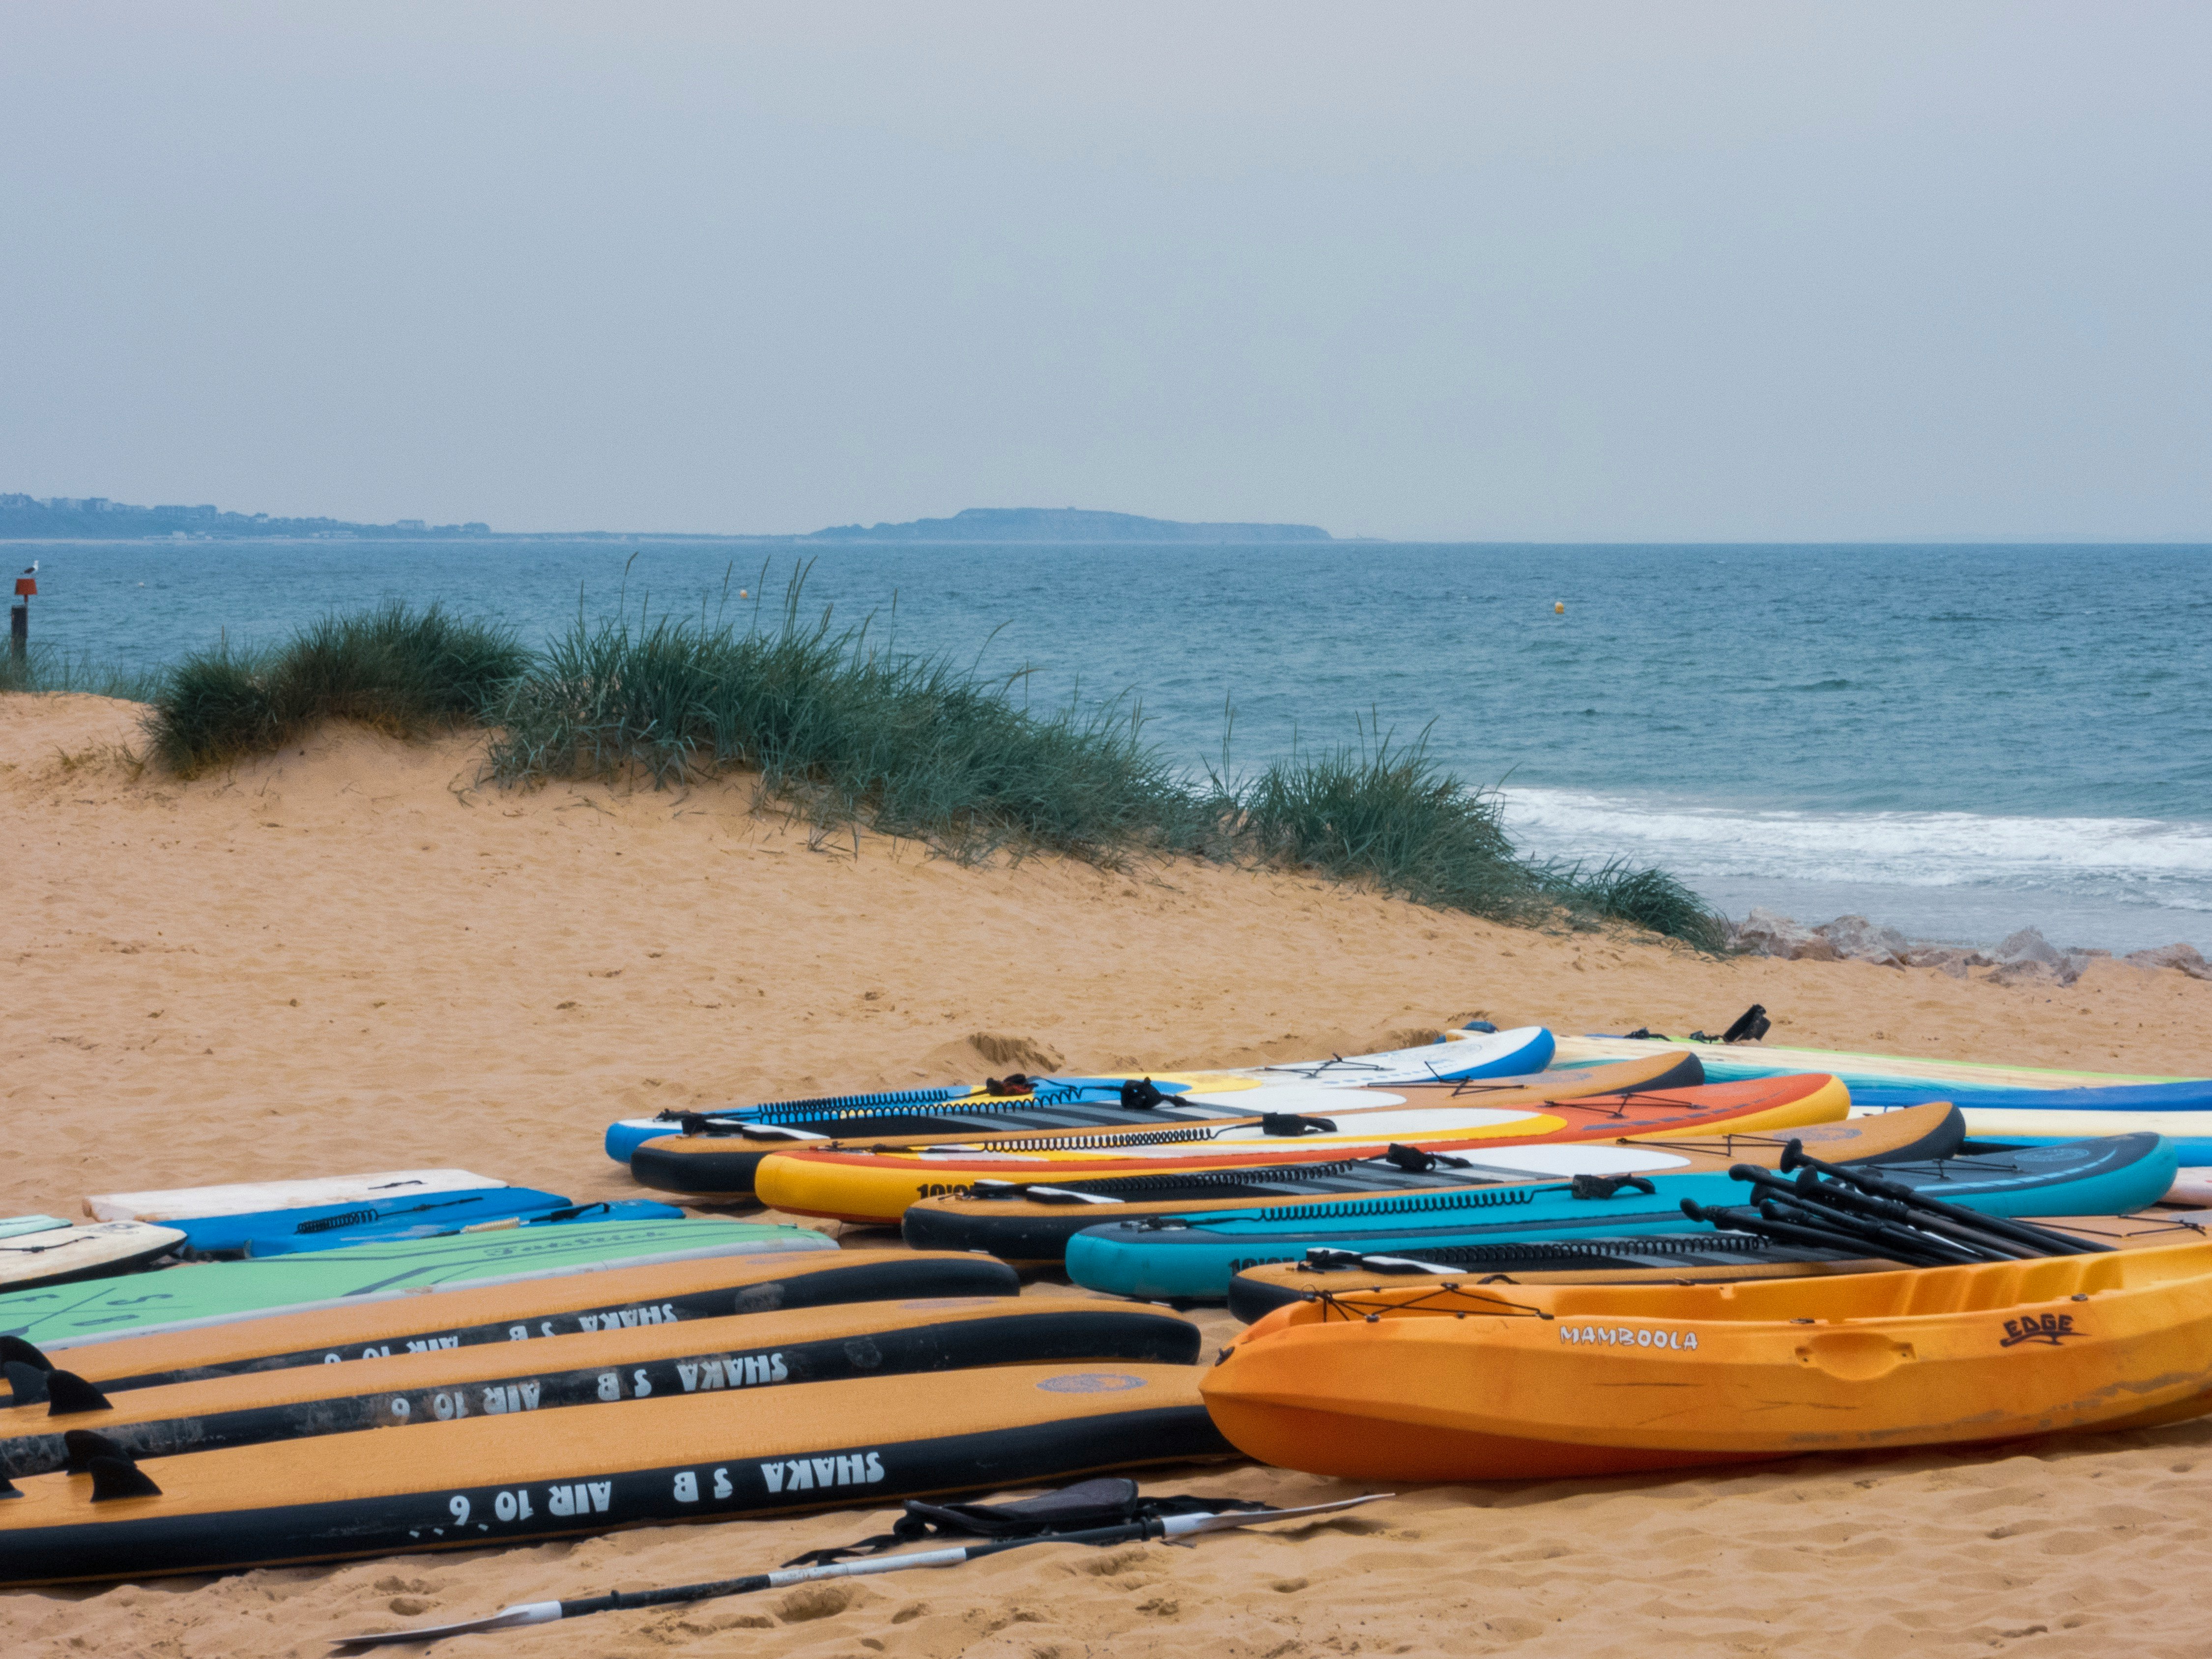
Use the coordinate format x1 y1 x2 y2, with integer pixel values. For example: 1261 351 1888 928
85 1170 511 1223
239 1199 686 1257
902 1103 1968 1265
1886 1107 2212 1166
1064 1133 2182 1300
169 1188 573 1256
7 1248 1019 1388
1548 1032 2189 1093
760 1071 1851 1226
0 1298 1201 1476
0 1223 184 1294
0 1219 833 1350
605 1025 1559 1162
0 1362 1232 1584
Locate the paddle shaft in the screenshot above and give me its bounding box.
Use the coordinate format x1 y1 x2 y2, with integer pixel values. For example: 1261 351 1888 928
560 1514 1176 1617
1778 1145 2116 1255
1732 1163 2091 1259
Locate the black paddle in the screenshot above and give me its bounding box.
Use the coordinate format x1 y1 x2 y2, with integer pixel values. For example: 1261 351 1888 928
329 1494 1389 1647
1777 1142 2114 1255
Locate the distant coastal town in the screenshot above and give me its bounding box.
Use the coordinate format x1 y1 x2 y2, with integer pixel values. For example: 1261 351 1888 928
0 494 490 540
0 497 1335 544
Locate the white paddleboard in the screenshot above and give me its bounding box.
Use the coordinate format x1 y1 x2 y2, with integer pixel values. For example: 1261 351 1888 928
0 1220 185 1290
85 1170 511 1223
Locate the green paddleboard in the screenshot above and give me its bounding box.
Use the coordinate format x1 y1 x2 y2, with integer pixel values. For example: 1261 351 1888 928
2 1219 834 1350
0 1217 68 1242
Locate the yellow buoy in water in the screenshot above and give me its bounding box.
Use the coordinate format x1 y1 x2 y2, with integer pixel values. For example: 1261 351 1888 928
1553 602 1565 614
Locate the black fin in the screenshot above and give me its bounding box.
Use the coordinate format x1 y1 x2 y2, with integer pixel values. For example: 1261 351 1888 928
44 1370 113 1416
87 1455 162 1502
4 1360 51 1407
0 1474 20 1499
0 1336 52 1372
1721 1004 1769 1044
62 1429 129 1474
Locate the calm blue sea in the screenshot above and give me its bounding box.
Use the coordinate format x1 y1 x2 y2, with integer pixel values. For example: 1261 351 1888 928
14 537 2210 953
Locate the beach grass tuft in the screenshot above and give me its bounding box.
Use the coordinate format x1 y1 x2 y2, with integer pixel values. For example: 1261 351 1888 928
144 603 530 775
133 582 1730 947
486 576 1208 863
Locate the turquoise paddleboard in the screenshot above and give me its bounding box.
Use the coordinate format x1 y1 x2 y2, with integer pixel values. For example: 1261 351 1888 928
0 1218 69 1243
0 1218 835 1350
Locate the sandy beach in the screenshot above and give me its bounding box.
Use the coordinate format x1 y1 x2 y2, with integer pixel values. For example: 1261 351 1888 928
7 690 2212 1659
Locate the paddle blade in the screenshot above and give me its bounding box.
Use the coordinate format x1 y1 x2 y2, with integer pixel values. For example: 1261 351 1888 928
1168 1493 1395 1537
329 1601 561 1647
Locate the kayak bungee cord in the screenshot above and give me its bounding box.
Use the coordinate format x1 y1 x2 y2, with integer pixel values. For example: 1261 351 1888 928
329 1491 1390 1648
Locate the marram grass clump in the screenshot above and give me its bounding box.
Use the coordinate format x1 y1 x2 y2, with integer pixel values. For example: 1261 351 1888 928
135 584 1730 948
485 587 1211 864
144 603 531 776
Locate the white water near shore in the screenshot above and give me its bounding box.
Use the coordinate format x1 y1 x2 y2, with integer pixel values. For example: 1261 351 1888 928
1505 789 2212 953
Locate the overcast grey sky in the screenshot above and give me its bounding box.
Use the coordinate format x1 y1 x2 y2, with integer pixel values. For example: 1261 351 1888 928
2 3 2206 539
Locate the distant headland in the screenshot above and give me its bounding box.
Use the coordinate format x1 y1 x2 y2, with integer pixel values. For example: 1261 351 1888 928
1 494 1335 544
804 507 1333 543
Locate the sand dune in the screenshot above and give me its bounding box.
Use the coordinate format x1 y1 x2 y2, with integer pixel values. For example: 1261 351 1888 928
5 692 2212 1657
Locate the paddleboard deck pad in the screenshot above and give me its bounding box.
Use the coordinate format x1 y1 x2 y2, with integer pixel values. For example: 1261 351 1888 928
0 1298 1201 1477
0 1363 1231 1583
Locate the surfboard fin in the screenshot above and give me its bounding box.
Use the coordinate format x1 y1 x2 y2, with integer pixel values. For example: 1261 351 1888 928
62 1429 130 1474
3 1360 51 1407
0 1475 20 1499
87 1455 162 1502
0 1335 52 1372
43 1370 113 1416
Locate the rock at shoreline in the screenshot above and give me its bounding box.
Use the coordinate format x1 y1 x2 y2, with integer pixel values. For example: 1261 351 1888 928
1995 927 2065 968
1727 910 2194 986
1813 915 1911 968
2125 942 2212 981
1733 907 1839 961
1987 927 2107 988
